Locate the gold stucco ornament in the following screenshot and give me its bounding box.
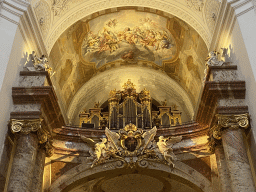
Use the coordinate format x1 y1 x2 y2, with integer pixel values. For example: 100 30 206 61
27 51 55 77
208 113 250 153
81 123 182 168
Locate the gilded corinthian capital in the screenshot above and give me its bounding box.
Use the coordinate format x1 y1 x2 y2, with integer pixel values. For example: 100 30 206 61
10 118 54 156
216 113 249 130
208 113 249 153
10 119 43 134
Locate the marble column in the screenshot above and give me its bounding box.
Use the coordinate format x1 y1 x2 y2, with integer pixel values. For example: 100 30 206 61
7 133 39 192
31 147 46 192
215 145 232 192
222 128 256 192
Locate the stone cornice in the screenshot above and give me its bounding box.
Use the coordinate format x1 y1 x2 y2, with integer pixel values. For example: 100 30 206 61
229 0 255 17
196 80 246 125
10 71 65 157
53 122 208 142
0 0 29 24
12 86 65 129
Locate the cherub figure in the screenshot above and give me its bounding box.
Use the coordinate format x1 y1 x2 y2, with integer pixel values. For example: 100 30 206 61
81 128 123 167
80 136 108 167
157 135 182 167
206 51 224 66
31 51 50 71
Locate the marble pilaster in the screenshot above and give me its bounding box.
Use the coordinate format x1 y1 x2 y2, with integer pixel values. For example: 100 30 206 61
209 113 256 191
222 128 256 192
7 133 39 192
215 145 232 192
31 147 46 192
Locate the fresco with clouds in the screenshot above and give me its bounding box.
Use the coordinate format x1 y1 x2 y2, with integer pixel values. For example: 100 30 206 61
81 10 177 68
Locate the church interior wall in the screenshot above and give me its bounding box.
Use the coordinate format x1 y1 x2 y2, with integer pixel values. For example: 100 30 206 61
226 19 256 183
1 0 256 191
0 26 31 190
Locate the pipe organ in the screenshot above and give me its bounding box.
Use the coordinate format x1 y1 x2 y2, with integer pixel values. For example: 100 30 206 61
79 80 182 129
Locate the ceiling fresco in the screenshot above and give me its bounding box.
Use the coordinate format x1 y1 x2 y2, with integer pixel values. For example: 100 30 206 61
49 9 208 119
81 10 177 68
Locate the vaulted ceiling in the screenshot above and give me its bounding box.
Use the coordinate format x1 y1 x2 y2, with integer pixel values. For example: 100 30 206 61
32 0 221 124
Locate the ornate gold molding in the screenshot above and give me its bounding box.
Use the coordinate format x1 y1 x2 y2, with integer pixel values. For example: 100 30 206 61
208 113 249 153
81 124 182 168
10 119 43 134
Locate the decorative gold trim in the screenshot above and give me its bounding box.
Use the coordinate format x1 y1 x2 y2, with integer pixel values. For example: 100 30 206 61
208 113 250 153
217 113 250 130
81 124 182 168
10 119 42 134
9 119 54 156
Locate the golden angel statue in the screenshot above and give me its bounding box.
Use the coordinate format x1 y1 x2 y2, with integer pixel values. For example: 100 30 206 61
157 135 182 167
81 127 123 167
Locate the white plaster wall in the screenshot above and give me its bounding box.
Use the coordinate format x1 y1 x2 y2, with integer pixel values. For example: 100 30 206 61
227 19 256 181
0 18 18 90
227 1 256 80
0 26 29 165
228 20 256 135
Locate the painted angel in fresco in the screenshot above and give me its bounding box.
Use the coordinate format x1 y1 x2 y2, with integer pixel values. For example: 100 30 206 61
157 135 182 167
81 14 177 68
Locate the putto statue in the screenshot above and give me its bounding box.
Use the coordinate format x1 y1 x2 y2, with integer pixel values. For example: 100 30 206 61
80 137 110 167
157 135 182 167
27 51 55 77
81 123 182 168
206 51 224 66
31 51 51 71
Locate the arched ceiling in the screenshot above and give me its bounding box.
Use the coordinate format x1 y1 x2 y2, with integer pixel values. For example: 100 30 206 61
32 1 221 124
70 174 200 192
67 67 194 124
32 0 221 53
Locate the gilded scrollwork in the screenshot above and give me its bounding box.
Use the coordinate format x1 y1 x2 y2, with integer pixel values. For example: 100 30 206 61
208 113 250 153
10 119 54 157
44 139 54 157
122 79 135 91
235 114 250 129
11 120 23 133
10 119 42 134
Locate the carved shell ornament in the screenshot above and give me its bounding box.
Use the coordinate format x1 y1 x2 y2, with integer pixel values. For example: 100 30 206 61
81 123 182 168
